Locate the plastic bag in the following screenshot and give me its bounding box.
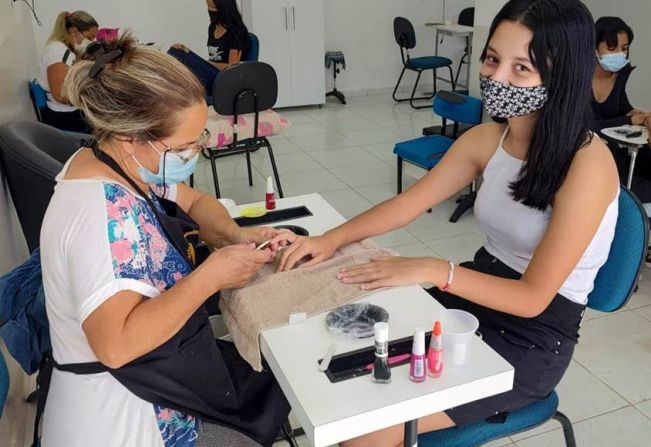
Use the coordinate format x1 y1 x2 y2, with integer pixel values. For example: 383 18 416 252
325 303 389 339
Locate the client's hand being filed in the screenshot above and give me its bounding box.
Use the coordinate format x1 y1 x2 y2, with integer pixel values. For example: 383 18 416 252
232 227 294 252
273 234 338 272
337 256 438 290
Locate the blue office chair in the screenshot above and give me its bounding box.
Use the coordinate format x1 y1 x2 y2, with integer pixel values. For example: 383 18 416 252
0 351 8 419
392 17 455 109
28 80 47 123
419 186 649 447
244 33 259 62
393 91 482 196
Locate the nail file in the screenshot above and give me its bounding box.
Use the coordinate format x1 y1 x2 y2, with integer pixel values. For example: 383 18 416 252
255 240 272 250
319 343 337 372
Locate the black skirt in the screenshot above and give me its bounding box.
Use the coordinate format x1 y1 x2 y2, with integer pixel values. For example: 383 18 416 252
429 247 586 427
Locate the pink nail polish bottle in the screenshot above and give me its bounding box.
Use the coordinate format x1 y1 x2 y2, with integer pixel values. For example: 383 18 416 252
427 321 443 378
409 328 427 382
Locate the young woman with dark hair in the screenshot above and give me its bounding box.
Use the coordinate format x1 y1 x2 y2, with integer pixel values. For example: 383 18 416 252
168 0 250 93
592 16 651 202
271 1 620 445
592 16 650 133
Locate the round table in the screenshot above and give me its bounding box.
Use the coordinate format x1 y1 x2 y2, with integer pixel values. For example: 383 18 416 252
601 125 650 189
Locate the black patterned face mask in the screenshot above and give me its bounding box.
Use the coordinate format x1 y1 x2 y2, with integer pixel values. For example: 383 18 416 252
479 75 549 118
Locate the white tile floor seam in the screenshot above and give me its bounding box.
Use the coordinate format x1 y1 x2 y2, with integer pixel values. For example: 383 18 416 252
187 94 651 447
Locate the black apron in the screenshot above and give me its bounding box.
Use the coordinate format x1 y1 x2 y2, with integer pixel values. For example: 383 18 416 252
35 149 289 447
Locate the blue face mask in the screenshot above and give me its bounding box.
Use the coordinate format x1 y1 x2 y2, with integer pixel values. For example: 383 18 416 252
134 141 199 185
597 52 630 73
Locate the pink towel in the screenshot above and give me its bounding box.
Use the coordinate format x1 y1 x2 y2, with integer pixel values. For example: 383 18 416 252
219 240 398 371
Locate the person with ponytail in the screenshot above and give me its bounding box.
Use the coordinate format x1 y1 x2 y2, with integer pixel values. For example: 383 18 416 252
40 34 289 447
269 1 620 445
36 10 98 132
168 0 250 93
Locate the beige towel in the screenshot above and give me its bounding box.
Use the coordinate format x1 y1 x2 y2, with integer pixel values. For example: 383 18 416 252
219 240 398 371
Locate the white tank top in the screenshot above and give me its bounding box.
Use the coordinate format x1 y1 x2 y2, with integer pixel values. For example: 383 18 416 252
474 128 619 305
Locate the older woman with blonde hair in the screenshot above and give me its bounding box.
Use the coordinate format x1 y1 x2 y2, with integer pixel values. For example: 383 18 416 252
40 34 289 447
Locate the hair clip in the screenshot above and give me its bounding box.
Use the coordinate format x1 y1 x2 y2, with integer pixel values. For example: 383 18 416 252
89 48 123 79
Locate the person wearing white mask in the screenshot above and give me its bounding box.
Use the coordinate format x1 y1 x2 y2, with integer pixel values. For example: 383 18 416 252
592 16 651 207
592 17 650 133
37 10 98 132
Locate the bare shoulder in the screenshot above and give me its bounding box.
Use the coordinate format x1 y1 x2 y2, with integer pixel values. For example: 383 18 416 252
558 134 619 203
453 122 506 167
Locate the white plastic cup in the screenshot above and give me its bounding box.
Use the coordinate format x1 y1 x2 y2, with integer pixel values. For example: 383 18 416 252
439 309 479 366
217 198 237 214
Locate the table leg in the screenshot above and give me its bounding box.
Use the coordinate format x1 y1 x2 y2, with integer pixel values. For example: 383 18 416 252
404 419 418 447
627 145 640 189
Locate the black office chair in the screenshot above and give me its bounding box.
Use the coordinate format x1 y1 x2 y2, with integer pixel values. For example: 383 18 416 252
392 17 455 110
455 7 475 87
199 61 283 199
0 121 88 252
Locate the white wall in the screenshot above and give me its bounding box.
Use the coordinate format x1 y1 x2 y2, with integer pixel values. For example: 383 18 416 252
323 0 475 95
0 1 39 124
32 0 474 96
583 0 651 110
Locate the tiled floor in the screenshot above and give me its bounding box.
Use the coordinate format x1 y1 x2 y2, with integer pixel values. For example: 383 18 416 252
193 94 651 447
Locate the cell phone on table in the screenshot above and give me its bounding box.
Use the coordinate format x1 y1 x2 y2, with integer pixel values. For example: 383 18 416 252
614 128 631 135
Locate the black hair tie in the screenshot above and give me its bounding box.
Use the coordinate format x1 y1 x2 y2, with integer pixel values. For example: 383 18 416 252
89 45 124 79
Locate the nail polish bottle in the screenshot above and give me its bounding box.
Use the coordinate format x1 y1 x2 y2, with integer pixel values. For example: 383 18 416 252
409 328 427 382
372 322 391 384
427 321 443 378
265 176 276 210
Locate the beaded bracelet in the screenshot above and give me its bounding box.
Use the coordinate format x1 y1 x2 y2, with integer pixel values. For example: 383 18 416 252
441 260 455 292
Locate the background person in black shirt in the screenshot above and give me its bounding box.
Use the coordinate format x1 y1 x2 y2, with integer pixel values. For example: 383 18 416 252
592 17 651 201
168 0 250 94
592 17 651 135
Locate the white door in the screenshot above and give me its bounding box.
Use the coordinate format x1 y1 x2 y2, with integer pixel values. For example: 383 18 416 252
243 0 293 108
287 0 325 106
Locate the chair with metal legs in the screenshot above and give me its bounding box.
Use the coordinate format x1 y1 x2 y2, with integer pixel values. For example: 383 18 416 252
392 17 456 110
198 61 284 199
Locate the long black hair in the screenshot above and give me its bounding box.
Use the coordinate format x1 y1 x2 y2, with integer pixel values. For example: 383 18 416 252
480 0 596 211
595 17 634 56
210 0 249 53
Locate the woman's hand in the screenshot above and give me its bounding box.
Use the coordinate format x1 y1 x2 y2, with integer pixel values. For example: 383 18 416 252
631 113 651 125
204 243 274 290
337 256 441 290
275 234 339 271
171 43 190 53
232 227 294 251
